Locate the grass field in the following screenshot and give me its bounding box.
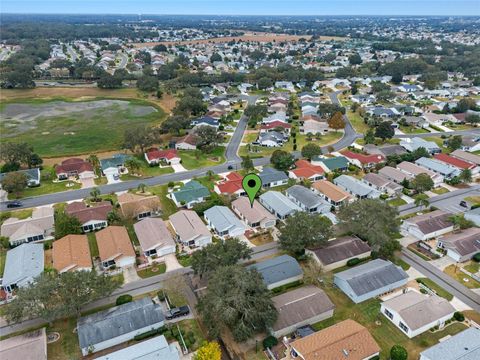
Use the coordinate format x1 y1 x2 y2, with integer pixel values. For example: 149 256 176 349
0 249 6 277
47 318 82 360
178 147 226 170
149 184 178 220
387 197 407 207
444 264 480 289
137 263 167 278
86 232 99 258
416 278 454 300
313 274 465 358
431 187 450 195
1 98 166 157
347 111 370 134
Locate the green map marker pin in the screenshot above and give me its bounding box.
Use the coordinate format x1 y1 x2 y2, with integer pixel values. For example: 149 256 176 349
242 173 262 208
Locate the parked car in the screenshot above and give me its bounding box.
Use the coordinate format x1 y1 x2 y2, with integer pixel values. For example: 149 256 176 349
6 201 22 208
227 165 234 170
459 200 472 209
165 305 190 320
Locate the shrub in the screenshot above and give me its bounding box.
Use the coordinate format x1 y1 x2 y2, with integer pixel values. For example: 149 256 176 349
157 291 166 301
133 326 167 341
262 336 278 349
379 194 389 200
168 181 175 188
347 258 361 267
116 294 133 306
473 253 480 262
453 311 465 322
390 345 408 360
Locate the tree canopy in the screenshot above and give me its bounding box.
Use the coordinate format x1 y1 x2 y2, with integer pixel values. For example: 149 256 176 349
270 150 294 171
301 143 322 160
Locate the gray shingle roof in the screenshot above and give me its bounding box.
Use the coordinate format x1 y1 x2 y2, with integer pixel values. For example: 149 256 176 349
204 206 245 233
311 236 371 266
248 255 303 287
419 328 480 360
258 167 288 185
259 191 302 218
334 175 380 198
335 259 408 297
415 157 460 178
285 185 330 211
77 298 164 350
2 243 44 289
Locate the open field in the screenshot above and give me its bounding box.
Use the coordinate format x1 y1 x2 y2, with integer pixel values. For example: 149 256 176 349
1 98 166 157
133 31 345 48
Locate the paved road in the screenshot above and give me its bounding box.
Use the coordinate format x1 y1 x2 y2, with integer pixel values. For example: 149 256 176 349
398 185 480 216
328 91 362 149
0 242 280 337
66 45 78 62
402 248 480 312
117 53 128 69
394 129 480 139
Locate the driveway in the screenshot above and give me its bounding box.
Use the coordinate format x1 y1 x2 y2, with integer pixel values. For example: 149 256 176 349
164 253 182 272
430 256 456 271
172 164 187 173
123 266 141 283
80 177 95 189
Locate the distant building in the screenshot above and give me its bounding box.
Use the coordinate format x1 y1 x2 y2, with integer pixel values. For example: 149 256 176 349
0 328 47 360
419 328 480 360
248 255 303 290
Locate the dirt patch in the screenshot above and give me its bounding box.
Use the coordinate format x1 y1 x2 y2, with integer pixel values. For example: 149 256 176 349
134 32 321 48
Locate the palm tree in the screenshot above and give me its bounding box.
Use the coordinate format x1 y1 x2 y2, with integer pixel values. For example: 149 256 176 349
206 170 214 180
459 169 472 184
414 194 430 209
90 187 101 202
137 183 146 193
125 158 141 174
87 154 100 173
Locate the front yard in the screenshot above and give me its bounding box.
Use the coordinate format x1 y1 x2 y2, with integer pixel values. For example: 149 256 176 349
178 146 225 170
444 264 480 289
387 197 407 207
137 263 167 278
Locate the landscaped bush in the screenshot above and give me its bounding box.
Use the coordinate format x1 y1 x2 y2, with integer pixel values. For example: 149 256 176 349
262 336 278 349
379 194 389 200
473 253 480 262
347 258 361 267
453 311 465 322
157 291 166 301
271 280 304 294
116 294 133 306
390 345 408 360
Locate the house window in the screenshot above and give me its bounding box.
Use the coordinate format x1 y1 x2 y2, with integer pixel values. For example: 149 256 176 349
138 211 151 219
399 322 409 333
103 259 116 268
251 222 260 228
384 308 394 320
145 249 157 257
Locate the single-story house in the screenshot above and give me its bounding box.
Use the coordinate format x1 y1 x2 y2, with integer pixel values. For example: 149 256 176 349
334 259 409 303
96 226 136 269
191 116 219 128
2 243 44 293
256 131 288 147
288 160 325 182
362 173 403 195
400 137 441 154
94 334 179 360
378 166 412 184
204 206 246 239
364 144 407 158
311 180 353 208
419 328 480 360
231 197 276 229
437 227 480 262
77 298 165 356
0 328 47 360
100 154 131 178
260 121 291 134
270 286 335 338
0 168 41 187
170 180 210 209
312 156 349 173
258 167 289 188
381 291 455 338
289 320 380 360
248 255 303 290
117 193 161 220
401 210 454 241
415 157 461 180
333 175 381 199
55 158 94 180
214 172 245 196
169 210 212 248
451 149 480 166
53 234 92 273
1 207 54 246
300 119 330 135
175 133 198 150
341 150 385 169
307 236 371 271
285 185 331 214
397 161 444 187
259 191 302 220
434 153 477 173
144 148 181 165
134 218 176 258
465 207 480 226
66 201 112 233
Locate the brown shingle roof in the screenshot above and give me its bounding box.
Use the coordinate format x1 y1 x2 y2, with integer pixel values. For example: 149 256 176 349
53 234 92 272
311 180 351 203
272 286 335 332
441 227 480 256
66 201 112 224
310 237 371 266
96 226 135 262
406 210 454 235
117 193 161 219
291 319 380 360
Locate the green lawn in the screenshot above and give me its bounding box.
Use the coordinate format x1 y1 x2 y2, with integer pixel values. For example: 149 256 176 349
1 99 166 157
47 318 82 360
177 254 192 267
86 232 99 258
431 187 450 195
387 197 407 207
347 110 370 134
149 184 178 219
0 249 7 277
0 208 33 225
444 265 480 289
178 147 225 170
313 274 465 358
416 278 454 300
137 263 167 278
464 262 480 274
399 125 429 134
19 181 81 199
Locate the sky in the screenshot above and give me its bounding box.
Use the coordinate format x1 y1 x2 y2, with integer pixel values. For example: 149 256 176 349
1 0 479 15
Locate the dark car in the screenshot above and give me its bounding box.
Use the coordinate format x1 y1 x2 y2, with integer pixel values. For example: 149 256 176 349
227 165 234 170
165 305 190 320
6 201 22 208
460 200 468 208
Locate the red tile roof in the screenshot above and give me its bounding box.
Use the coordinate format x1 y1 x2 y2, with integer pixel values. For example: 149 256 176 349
260 121 292 130
291 159 325 179
216 172 243 194
55 158 93 175
434 153 475 170
341 150 385 164
145 148 179 161
66 201 112 224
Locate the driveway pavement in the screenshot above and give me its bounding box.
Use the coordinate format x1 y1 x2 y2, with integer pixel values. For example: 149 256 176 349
123 266 141 283
430 256 455 271
172 164 187 173
80 178 95 188
164 253 182 272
